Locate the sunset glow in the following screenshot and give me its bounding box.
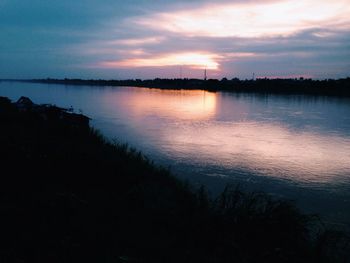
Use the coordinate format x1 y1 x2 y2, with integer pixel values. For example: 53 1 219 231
137 0 350 38
1 0 349 78
2 0 350 259
100 52 221 70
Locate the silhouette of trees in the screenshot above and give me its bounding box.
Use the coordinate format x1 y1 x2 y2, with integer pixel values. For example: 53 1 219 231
22 77 350 97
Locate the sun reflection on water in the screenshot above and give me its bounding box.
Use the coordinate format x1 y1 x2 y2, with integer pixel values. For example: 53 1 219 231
102 88 350 187
104 88 217 120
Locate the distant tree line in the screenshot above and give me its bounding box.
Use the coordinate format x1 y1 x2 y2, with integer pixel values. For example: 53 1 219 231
20 77 350 96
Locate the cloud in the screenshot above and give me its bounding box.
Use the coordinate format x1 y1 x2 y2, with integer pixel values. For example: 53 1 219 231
108 37 165 46
135 0 350 38
0 0 349 79
98 52 221 70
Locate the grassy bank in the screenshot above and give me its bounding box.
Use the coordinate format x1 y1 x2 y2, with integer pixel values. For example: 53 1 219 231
0 96 349 263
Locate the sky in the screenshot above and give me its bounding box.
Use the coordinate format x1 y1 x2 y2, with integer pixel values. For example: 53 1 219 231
0 0 349 80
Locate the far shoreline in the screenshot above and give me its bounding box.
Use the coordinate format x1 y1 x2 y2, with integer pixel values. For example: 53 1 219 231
2 77 350 97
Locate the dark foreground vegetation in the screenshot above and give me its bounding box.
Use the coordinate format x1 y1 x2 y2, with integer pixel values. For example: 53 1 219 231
20 77 350 97
0 96 349 263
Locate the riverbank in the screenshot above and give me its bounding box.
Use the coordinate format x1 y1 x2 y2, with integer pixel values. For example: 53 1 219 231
0 96 349 262
11 77 350 97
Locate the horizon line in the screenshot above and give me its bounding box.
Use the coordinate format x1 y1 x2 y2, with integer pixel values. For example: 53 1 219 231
1 76 350 82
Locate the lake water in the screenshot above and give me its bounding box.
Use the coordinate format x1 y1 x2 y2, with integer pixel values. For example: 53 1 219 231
1 81 350 228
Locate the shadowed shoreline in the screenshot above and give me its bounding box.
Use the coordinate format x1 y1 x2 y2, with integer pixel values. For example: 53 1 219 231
0 95 349 262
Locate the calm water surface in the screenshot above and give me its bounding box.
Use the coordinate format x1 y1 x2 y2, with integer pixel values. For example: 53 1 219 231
1 81 350 227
